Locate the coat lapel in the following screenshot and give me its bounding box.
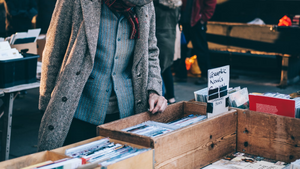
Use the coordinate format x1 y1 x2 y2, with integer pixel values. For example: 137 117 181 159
81 0 101 61
133 6 149 67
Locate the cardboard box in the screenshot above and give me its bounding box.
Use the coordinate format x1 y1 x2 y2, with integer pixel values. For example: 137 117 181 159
98 101 237 169
0 151 67 169
11 42 37 55
52 136 154 169
36 36 46 62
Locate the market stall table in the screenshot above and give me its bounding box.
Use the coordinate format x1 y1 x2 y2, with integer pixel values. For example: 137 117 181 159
0 82 40 161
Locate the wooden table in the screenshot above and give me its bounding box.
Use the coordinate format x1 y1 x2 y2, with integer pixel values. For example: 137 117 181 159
0 82 40 161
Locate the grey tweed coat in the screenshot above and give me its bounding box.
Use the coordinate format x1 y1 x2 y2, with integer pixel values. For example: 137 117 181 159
38 0 162 151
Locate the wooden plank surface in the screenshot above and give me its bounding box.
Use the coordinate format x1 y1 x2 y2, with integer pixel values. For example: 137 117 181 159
156 133 236 169
97 127 154 148
0 151 66 169
99 112 151 131
106 150 153 169
183 102 207 116
237 109 300 163
100 101 185 130
153 110 237 168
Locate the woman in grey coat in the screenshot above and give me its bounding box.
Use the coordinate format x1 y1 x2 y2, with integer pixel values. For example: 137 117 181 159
38 0 167 151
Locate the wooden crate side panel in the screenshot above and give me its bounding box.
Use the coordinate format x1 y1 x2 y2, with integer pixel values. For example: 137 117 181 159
183 102 207 116
237 110 300 163
105 149 154 169
156 133 236 169
0 151 66 169
99 101 185 130
153 110 237 167
52 136 147 155
98 127 153 148
100 113 151 130
149 101 184 123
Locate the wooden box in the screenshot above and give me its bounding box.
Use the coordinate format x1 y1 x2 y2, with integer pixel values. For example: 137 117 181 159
52 136 154 169
98 101 238 169
235 108 300 164
0 151 67 169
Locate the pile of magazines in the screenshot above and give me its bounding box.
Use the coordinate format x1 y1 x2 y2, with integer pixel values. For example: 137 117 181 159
65 138 149 166
22 138 149 169
122 114 207 137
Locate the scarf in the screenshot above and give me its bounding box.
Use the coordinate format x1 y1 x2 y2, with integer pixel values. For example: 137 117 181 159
103 0 139 39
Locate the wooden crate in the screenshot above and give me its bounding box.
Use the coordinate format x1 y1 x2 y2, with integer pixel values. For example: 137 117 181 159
235 108 300 163
98 101 238 169
200 108 300 167
0 151 67 169
52 136 154 169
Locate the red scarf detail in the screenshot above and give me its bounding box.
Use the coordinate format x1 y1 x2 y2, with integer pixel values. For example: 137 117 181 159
103 0 140 39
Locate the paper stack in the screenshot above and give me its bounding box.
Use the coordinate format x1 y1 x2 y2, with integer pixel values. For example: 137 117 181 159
0 41 23 60
290 159 300 169
122 114 207 137
9 28 41 45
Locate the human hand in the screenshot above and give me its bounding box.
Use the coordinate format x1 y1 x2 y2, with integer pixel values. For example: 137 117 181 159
148 93 168 114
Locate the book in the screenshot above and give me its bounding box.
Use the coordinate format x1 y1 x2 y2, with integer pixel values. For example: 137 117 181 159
228 87 249 109
194 87 208 102
249 94 295 118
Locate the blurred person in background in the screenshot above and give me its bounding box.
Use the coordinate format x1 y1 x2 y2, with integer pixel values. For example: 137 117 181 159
3 0 37 36
154 0 181 104
35 0 57 34
176 0 216 84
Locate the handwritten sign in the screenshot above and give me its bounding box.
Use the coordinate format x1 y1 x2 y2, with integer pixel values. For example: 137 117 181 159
208 65 229 90
206 65 230 118
207 65 230 101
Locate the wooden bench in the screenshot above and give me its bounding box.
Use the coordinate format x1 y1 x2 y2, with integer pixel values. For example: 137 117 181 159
188 21 300 88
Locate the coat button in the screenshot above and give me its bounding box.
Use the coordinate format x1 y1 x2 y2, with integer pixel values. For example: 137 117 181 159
48 125 54 131
137 100 142 105
62 97 68 102
76 71 81 75
137 73 141 78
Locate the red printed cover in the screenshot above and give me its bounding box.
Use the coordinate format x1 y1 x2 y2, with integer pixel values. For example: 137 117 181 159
249 94 295 118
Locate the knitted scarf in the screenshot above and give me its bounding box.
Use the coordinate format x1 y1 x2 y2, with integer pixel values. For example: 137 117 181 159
103 0 139 39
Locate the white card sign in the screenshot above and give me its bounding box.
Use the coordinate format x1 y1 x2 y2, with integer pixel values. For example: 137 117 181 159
206 65 230 118
207 97 229 118
207 65 230 101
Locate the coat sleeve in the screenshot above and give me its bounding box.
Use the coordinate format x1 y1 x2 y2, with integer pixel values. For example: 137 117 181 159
39 0 73 111
146 2 163 96
201 0 217 22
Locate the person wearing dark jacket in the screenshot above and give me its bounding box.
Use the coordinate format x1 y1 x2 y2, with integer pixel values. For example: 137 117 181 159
154 0 181 104
35 0 57 34
4 0 38 36
176 0 216 84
